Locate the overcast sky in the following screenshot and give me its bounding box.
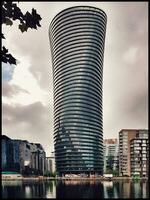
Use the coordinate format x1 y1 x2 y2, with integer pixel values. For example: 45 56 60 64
2 2 148 156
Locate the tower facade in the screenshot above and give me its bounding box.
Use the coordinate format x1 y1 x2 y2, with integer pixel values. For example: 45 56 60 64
49 6 107 175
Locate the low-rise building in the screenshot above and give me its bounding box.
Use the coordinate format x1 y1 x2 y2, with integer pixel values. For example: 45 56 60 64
2 135 46 176
2 135 14 172
46 152 56 174
103 139 119 174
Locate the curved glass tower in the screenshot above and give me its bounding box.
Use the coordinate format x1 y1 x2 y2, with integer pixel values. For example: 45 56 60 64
49 6 107 175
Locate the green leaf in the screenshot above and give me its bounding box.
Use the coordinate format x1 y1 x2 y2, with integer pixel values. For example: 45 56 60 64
2 33 5 39
19 23 28 32
5 17 13 26
2 46 8 54
8 54 17 65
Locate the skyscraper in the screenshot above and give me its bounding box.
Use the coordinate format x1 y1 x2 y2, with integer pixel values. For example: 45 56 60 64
49 6 107 175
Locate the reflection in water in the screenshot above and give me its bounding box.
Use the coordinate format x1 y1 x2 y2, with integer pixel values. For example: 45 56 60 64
2 180 149 199
103 181 118 198
56 180 104 199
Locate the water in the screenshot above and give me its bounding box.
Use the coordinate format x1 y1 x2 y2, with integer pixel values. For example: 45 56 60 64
2 180 149 199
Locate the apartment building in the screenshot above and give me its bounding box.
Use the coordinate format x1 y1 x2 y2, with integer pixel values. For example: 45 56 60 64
119 129 149 177
130 130 149 177
119 129 138 176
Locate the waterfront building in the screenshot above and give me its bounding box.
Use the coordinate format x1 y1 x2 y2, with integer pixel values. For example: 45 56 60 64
103 139 119 173
119 129 138 176
34 143 46 175
130 130 149 177
2 135 14 172
2 171 22 180
20 140 33 174
49 6 107 175
22 142 46 175
46 153 56 174
119 129 149 177
2 135 46 175
12 139 23 173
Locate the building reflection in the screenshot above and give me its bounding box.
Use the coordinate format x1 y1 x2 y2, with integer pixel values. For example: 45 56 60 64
118 180 131 198
2 180 149 198
56 180 104 199
103 181 119 198
45 180 56 198
2 181 24 198
28 181 46 198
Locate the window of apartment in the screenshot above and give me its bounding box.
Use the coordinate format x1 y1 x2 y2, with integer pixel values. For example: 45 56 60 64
134 147 141 150
134 144 140 147
134 150 140 153
136 140 141 142
123 132 128 136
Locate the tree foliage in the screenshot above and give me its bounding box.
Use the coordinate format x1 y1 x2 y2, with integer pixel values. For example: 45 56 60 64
44 171 57 177
2 1 42 65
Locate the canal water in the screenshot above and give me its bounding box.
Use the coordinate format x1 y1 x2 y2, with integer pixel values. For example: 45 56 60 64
2 180 149 198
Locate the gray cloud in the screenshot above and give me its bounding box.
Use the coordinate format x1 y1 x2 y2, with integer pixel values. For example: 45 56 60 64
2 82 30 97
2 102 54 155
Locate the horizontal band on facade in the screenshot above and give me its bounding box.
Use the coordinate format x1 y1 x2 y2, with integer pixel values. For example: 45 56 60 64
52 21 105 44
54 99 102 110
54 126 103 136
50 13 106 33
53 57 103 73
53 53 103 70
54 105 102 122
51 31 105 50
52 37 105 55
54 79 102 94
51 26 105 46
54 72 102 89
54 91 102 107
54 81 102 94
50 7 107 29
54 137 102 145
54 109 102 122
53 46 103 65
53 61 103 79
54 149 104 155
54 132 103 141
54 104 102 117
54 87 102 97
54 119 102 129
51 34 105 52
55 141 102 148
53 43 104 62
54 88 102 104
54 122 102 131
51 25 105 44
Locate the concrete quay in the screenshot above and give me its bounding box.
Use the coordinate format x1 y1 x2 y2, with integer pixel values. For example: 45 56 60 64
2 176 148 181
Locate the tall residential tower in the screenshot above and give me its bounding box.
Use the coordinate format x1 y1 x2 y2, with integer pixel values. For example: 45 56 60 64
49 6 107 175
